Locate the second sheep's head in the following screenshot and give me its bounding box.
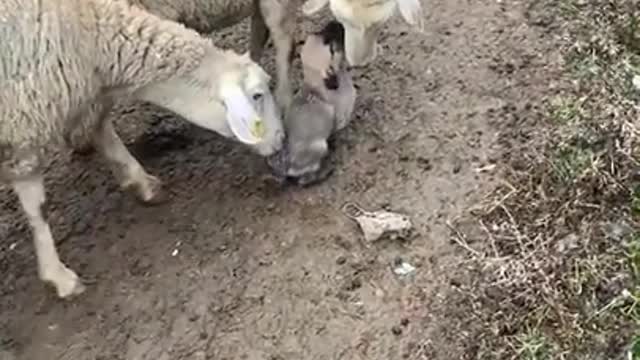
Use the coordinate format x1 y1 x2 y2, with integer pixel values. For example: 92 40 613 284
138 48 285 157
302 0 425 66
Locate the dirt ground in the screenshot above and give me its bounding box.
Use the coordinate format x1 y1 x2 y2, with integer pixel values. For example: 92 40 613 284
0 0 558 359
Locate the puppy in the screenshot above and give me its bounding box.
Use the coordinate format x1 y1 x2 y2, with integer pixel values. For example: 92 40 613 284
267 20 356 186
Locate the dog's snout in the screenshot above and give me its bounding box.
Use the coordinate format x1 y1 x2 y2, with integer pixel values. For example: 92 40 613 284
324 74 339 90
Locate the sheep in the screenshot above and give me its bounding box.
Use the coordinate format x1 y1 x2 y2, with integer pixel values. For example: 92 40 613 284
127 0 301 112
68 0 301 155
1 0 285 298
301 0 425 66
266 20 356 186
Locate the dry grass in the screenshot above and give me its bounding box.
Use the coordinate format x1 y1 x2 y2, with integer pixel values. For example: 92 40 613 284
446 0 640 358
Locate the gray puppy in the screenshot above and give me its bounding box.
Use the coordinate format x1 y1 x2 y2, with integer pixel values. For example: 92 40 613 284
267 20 356 186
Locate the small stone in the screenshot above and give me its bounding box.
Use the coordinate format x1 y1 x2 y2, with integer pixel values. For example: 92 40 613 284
392 258 416 276
633 74 640 91
344 278 362 292
391 325 403 336
453 161 462 174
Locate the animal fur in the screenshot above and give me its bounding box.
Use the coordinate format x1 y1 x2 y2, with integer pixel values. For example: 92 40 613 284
1 0 284 298
302 0 425 65
68 0 302 154
267 20 356 186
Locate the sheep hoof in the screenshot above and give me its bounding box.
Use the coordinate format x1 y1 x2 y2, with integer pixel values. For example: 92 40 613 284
128 175 169 206
62 281 87 298
43 266 86 299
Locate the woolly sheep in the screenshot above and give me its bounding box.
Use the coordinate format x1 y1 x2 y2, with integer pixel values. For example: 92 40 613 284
1 0 284 298
266 20 356 186
302 0 425 66
68 0 301 154
129 0 300 112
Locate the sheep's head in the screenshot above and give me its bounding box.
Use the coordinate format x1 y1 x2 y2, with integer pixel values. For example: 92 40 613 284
302 0 424 66
137 49 284 157
215 53 285 157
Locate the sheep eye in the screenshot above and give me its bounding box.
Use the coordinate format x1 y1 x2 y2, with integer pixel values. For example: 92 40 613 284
252 93 263 101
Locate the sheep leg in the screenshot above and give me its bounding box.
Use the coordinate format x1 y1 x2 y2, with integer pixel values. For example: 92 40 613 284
249 0 270 62
12 175 85 298
93 119 168 205
261 0 296 114
65 101 105 156
272 31 294 113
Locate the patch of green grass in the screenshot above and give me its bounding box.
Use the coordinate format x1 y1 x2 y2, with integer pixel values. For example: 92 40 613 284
615 12 640 55
631 235 640 277
631 334 640 360
559 0 640 101
444 0 640 358
549 96 584 125
627 231 640 302
632 185 640 216
566 50 604 81
623 232 640 359
515 329 552 360
551 143 593 183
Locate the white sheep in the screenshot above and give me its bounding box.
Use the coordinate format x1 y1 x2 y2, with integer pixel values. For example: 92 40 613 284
68 0 302 154
302 0 425 66
128 0 300 113
266 20 356 186
1 0 284 298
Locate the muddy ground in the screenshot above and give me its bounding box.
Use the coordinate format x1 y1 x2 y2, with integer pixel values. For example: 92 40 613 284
0 0 558 358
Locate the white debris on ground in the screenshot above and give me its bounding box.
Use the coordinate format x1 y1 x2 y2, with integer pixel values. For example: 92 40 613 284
171 241 182 257
342 202 414 243
392 258 416 276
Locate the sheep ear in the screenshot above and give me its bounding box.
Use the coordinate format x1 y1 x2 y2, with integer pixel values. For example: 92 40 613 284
221 87 264 145
396 0 424 32
302 0 329 16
